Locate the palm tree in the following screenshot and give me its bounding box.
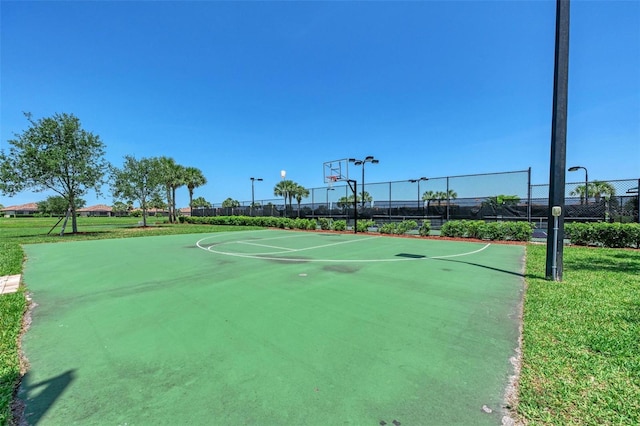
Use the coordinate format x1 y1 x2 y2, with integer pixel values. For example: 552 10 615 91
569 185 588 205
293 184 310 217
435 191 447 206
156 157 183 223
590 181 615 203
184 166 207 216
273 180 297 216
422 190 436 213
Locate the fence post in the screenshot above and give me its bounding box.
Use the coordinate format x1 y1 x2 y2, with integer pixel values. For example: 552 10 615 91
527 167 532 223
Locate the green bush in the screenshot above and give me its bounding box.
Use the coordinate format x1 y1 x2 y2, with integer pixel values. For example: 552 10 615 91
318 217 332 230
332 220 347 231
482 222 507 241
397 220 417 234
419 220 431 236
379 223 397 234
566 222 640 248
441 220 533 241
356 219 375 233
441 221 465 238
379 220 417 235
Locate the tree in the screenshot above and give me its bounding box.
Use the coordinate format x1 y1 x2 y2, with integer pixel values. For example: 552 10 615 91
38 195 84 216
590 181 615 203
569 185 588 205
157 157 185 224
273 180 297 216
192 196 211 209
184 166 207 216
293 184 310 217
422 190 437 212
222 198 240 208
0 112 109 233
570 181 615 204
336 192 371 211
112 201 130 217
111 156 163 227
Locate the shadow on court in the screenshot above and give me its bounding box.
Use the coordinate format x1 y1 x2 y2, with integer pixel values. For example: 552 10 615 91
17 370 75 424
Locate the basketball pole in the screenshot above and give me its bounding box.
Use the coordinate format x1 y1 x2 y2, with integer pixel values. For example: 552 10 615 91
545 0 570 280
347 179 358 234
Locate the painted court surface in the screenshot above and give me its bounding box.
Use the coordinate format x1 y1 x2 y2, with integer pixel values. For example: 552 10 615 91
19 230 524 425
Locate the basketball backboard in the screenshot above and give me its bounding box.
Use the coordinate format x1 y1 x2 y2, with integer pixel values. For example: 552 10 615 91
323 159 349 185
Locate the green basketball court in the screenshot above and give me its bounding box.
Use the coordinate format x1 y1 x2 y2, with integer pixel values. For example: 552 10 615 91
19 229 524 425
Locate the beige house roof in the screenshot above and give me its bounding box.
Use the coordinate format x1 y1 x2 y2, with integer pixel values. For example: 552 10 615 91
1 202 39 212
77 204 113 212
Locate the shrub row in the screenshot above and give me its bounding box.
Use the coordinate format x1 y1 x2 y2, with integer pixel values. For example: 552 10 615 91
441 220 533 241
379 220 419 235
181 216 428 236
565 222 640 248
181 215 317 230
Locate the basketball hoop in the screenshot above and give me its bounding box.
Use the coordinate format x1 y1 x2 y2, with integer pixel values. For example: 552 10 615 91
327 175 338 189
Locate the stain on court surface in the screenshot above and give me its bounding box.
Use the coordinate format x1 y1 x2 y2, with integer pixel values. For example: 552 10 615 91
322 264 361 273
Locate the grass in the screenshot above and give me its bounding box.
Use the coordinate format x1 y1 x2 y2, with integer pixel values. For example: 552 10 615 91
1 217 639 425
518 245 640 425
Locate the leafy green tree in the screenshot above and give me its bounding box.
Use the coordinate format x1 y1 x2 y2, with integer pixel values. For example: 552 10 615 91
482 195 520 210
184 166 207 216
38 195 84 216
112 201 130 216
222 198 240 208
111 156 163 227
192 196 211 209
0 112 109 233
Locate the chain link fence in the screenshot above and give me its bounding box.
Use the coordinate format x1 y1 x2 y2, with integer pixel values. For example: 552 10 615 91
193 171 639 227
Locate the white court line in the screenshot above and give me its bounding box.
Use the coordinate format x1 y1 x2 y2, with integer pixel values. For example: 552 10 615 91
195 231 491 263
237 241 297 251
430 243 491 259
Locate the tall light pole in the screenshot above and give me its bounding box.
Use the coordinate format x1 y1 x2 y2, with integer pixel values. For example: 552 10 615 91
326 187 334 213
349 156 379 207
568 166 588 205
250 177 263 216
409 177 429 216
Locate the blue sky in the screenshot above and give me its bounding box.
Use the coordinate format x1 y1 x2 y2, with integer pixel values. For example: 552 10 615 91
1 1 638 208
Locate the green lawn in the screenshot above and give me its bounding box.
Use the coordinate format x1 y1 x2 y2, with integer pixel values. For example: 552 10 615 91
1 217 639 425
518 245 640 424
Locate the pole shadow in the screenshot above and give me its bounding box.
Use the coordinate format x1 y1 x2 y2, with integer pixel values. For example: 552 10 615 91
17 369 75 424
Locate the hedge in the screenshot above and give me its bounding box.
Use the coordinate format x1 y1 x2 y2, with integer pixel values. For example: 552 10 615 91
565 222 640 248
440 220 533 241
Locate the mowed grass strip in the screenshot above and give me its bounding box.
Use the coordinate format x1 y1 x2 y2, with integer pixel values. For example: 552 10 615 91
518 244 640 425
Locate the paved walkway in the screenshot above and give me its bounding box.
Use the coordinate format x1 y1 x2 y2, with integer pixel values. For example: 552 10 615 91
0 274 21 294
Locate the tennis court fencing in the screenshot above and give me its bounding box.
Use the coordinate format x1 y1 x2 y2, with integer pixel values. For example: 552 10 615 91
193 169 639 228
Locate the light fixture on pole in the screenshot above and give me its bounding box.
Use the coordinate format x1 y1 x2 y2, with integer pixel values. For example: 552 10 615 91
250 177 263 216
348 156 379 207
409 177 429 216
568 166 588 205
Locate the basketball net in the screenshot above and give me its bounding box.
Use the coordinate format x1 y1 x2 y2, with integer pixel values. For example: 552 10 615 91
327 175 338 189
